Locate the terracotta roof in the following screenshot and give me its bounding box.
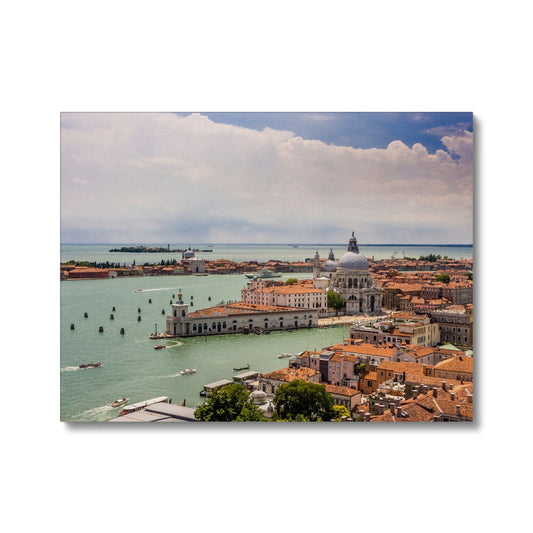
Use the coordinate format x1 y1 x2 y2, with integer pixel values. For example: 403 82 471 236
261 367 318 382
434 355 473 374
325 385 361 397
331 342 397 358
404 373 470 388
188 301 301 318
371 402 434 422
371 383 473 422
257 286 325 295
330 352 360 363
378 361 428 375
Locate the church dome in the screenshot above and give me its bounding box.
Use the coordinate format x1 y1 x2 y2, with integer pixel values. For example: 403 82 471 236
337 251 369 270
337 231 369 270
323 259 338 272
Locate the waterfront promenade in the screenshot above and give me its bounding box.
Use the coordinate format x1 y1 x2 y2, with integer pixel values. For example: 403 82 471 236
317 313 389 327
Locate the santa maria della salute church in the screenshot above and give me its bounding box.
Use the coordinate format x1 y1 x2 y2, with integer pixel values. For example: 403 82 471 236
313 231 382 315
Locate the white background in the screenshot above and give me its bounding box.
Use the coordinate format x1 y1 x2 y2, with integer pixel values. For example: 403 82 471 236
3 1 529 531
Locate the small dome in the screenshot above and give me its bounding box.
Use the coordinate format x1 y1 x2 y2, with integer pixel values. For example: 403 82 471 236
251 389 267 399
323 260 338 272
337 251 369 270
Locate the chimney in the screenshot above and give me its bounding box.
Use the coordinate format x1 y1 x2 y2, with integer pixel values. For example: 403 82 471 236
412 388 419 399
441 381 447 390
364 412 371 422
456 405 461 416
396 405 402 417
432 387 438 398
450 391 455 401
467 393 473 404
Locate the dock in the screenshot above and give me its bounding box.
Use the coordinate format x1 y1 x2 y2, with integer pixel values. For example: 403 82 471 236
107 400 198 422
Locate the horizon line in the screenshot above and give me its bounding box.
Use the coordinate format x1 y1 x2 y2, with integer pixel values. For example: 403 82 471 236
60 242 473 247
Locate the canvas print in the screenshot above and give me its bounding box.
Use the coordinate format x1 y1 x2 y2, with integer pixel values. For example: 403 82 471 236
60 112 473 422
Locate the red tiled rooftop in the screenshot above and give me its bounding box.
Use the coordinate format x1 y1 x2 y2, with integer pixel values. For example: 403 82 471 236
188 301 301 318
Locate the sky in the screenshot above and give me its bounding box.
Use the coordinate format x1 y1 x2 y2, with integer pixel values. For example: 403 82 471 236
60 112 473 244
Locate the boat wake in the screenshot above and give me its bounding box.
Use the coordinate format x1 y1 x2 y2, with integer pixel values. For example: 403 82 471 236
134 286 184 293
61 366 81 372
166 342 183 348
71 404 114 421
162 368 196 378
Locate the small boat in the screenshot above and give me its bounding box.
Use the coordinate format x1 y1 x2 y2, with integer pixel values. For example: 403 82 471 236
244 269 282 279
278 353 293 359
79 362 103 369
154 344 166 350
233 363 250 371
180 368 197 375
200 390 208 397
111 398 129 408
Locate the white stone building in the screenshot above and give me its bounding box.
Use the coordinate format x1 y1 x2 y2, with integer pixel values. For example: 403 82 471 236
241 279 328 315
166 294 318 337
317 231 382 315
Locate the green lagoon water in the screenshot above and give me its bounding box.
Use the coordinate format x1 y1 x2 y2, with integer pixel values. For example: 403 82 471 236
60 272 351 421
60 243 472 421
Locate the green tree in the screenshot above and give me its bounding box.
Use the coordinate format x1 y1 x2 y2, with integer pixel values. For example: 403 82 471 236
327 291 345 316
285 278 298 285
332 405 351 420
273 380 335 421
194 383 265 421
435 273 450 284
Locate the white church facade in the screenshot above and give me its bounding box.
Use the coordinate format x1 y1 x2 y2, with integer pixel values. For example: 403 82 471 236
314 231 383 315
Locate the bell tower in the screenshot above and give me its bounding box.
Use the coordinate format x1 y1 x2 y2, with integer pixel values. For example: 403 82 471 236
312 250 321 279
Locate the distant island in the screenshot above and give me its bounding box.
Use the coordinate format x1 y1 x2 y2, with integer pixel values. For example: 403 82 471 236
108 246 212 253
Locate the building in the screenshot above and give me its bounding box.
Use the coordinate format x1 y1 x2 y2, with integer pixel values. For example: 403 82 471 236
67 267 112 279
188 258 206 274
421 282 473 305
324 384 362 414
258 367 320 395
430 306 473 346
165 294 318 337
315 231 383 315
382 283 422 310
370 382 473 422
241 279 328 315
433 355 473 382
349 312 440 347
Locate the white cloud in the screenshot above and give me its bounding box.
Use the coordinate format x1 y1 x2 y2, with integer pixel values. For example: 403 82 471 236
60 113 473 244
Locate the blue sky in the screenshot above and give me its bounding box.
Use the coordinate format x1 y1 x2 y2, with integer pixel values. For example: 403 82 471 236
193 112 473 154
61 112 473 245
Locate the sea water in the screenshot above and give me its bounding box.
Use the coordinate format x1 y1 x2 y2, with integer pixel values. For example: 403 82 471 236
60 243 473 266
60 243 472 421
